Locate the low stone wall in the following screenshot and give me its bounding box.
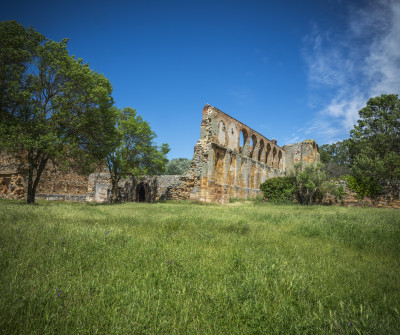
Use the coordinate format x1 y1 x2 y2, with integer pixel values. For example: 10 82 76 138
87 173 184 203
324 179 400 209
0 172 25 200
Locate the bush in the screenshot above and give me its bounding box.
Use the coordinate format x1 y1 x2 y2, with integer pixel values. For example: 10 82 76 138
260 163 344 205
345 175 382 199
260 176 296 203
293 163 327 205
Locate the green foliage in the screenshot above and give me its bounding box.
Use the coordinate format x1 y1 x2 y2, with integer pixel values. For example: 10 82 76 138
345 175 381 200
319 140 352 178
260 176 296 203
261 163 343 205
0 21 117 203
1 200 400 334
165 158 192 175
106 107 170 203
349 94 400 197
293 163 328 205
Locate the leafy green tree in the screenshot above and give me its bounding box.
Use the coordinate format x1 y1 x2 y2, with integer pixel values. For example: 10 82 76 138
319 140 352 177
349 94 400 196
293 162 328 205
165 158 192 175
106 107 170 203
0 21 117 203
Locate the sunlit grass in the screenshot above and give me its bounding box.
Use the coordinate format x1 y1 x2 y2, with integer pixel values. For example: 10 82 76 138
1 199 399 334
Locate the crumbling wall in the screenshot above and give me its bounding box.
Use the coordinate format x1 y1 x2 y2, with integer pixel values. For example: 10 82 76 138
86 173 183 203
283 140 320 172
180 105 287 203
0 154 25 199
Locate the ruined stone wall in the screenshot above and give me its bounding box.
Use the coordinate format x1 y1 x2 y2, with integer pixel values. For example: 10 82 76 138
182 105 287 203
86 173 183 203
0 154 26 199
283 140 320 172
0 152 90 202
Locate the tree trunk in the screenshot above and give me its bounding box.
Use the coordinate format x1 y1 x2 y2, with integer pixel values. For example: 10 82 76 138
26 150 48 204
110 177 119 203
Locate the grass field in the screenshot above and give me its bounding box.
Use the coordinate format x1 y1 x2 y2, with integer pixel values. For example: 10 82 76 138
0 199 399 334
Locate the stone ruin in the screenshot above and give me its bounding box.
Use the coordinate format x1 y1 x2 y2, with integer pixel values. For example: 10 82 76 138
0 105 320 203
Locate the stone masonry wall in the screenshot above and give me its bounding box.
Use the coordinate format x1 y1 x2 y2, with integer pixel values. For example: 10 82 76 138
177 105 317 203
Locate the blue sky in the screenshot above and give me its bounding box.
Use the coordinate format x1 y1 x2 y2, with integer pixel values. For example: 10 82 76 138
2 0 399 159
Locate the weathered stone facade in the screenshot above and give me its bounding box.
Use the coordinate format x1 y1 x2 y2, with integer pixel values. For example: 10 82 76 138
1 104 321 204
182 105 319 203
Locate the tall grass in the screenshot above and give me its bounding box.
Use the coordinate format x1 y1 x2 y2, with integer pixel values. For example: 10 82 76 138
0 200 399 334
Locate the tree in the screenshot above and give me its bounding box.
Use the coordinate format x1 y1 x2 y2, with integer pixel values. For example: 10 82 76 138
0 21 117 203
349 94 400 195
319 140 352 178
105 107 170 203
165 158 192 175
293 162 327 205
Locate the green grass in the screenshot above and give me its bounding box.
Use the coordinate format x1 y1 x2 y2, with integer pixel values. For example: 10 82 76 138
0 199 399 334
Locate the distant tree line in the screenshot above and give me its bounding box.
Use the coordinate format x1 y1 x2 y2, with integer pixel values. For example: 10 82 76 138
0 20 169 204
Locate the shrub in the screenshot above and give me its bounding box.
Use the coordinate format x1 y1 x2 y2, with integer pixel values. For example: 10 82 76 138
260 176 296 203
345 175 382 199
293 163 328 205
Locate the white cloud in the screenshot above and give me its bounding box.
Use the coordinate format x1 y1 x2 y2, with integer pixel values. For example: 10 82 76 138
303 0 400 144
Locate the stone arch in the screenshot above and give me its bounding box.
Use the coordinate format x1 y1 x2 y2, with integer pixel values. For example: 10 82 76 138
239 128 248 153
218 120 226 146
277 150 283 169
272 147 277 168
265 143 272 165
258 139 264 162
249 134 257 159
136 182 150 202
227 123 238 150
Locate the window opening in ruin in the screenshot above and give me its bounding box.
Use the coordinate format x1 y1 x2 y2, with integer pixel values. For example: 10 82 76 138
266 143 271 165
240 129 248 151
138 183 147 202
278 151 282 169
250 135 257 158
258 139 265 161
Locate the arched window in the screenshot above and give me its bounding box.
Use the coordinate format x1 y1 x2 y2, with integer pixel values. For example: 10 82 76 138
272 147 277 168
258 139 264 162
265 143 271 165
249 134 257 158
277 150 282 169
239 129 248 153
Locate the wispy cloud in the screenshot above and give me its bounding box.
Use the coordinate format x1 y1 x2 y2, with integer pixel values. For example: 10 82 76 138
303 0 400 144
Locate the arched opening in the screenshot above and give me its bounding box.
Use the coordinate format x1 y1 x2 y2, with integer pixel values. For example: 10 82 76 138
239 129 248 153
137 183 148 202
277 150 282 169
249 134 257 158
265 143 271 165
258 139 264 162
272 147 277 168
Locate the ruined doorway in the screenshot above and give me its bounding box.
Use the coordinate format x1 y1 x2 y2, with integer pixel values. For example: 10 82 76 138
137 183 148 202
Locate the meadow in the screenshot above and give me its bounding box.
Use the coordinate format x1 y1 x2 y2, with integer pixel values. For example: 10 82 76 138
0 199 399 334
